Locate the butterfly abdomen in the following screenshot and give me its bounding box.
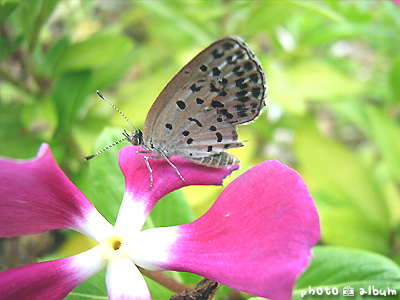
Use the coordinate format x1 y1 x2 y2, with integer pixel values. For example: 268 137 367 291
189 152 240 168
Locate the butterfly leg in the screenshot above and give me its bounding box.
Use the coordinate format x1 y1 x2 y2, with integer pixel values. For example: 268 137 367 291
140 153 186 189
160 152 186 184
143 155 157 189
135 150 148 170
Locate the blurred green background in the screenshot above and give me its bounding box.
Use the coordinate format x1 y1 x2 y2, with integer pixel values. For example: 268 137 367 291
1 0 400 299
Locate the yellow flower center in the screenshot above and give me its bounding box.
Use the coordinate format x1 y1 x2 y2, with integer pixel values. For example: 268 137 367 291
100 235 127 261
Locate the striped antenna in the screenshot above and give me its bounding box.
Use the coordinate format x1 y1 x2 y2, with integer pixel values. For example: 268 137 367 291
83 136 127 162
96 90 136 130
83 91 136 162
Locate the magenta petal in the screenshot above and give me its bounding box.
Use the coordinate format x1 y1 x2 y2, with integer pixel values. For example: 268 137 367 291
0 144 109 239
133 161 320 300
0 246 105 300
115 145 239 231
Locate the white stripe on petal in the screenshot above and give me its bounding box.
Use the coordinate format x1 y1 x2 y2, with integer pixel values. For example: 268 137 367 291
75 209 114 243
129 227 180 271
71 245 107 280
106 257 151 300
114 191 148 235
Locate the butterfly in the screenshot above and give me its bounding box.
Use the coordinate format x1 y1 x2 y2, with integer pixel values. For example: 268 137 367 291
86 36 267 188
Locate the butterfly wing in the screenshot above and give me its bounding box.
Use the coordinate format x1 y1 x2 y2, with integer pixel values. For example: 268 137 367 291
143 36 267 167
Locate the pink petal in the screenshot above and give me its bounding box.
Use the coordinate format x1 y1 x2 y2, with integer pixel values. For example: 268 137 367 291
0 144 112 241
0 246 105 300
114 145 239 232
106 257 151 300
132 160 320 300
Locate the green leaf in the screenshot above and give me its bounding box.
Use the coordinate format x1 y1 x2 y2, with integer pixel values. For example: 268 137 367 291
289 0 344 23
53 34 134 73
66 269 107 300
52 71 92 135
0 0 19 26
284 60 364 103
249 246 400 300
39 36 71 76
292 246 400 300
90 50 137 91
88 128 127 225
0 100 43 158
334 102 400 182
389 58 400 104
294 126 391 254
145 189 195 229
137 1 211 44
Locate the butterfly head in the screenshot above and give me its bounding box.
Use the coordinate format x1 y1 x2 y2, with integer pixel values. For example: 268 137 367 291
83 91 142 162
123 129 143 146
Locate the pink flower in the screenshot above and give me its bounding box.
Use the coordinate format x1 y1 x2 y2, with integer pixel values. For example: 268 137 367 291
0 144 320 300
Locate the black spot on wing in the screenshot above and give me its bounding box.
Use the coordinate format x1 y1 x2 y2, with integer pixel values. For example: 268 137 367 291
233 66 244 77
211 100 224 108
226 56 236 65
223 42 234 50
244 61 253 71
188 117 203 127
235 78 248 89
196 98 204 104
252 87 261 98
165 123 172 130
176 100 186 110
210 83 220 93
190 83 202 92
219 109 233 119
249 73 258 83
236 90 249 103
212 67 221 76
200 65 208 72
212 49 224 59
235 50 245 60
216 132 223 142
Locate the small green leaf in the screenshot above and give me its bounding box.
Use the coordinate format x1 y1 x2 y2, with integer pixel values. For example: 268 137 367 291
53 34 134 73
52 71 92 135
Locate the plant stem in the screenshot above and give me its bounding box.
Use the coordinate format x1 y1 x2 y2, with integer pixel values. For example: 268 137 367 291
139 268 187 294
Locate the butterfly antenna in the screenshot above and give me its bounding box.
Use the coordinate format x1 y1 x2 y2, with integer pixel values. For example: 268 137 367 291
96 90 136 130
83 136 128 162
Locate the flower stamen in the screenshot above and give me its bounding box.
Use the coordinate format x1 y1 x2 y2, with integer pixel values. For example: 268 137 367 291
100 235 127 261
